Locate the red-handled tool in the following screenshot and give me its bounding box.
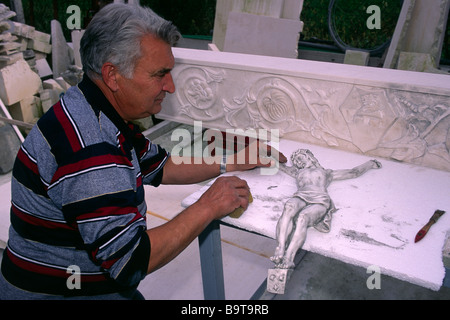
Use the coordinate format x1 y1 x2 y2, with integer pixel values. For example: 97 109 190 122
414 210 446 243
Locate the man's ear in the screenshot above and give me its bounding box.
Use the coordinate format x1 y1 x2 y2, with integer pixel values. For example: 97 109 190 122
101 63 119 92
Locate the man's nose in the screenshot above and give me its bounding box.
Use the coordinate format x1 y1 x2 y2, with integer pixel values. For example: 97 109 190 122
163 72 175 94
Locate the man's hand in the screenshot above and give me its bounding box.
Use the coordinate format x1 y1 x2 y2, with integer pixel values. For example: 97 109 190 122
196 176 251 220
226 140 287 172
146 176 251 273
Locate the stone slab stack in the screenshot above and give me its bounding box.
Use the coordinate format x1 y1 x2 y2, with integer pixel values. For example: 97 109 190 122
0 4 74 173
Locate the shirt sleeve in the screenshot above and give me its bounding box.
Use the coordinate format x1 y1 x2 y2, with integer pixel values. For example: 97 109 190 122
131 126 169 187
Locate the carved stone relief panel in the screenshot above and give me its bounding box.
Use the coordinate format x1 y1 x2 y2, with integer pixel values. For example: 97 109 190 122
159 54 450 172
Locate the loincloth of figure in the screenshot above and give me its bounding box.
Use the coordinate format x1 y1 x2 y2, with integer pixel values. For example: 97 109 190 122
292 190 337 233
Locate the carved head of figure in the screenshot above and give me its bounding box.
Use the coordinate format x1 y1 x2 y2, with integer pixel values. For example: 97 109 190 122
291 149 322 169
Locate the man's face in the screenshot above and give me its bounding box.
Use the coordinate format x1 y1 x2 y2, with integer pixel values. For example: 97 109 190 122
112 34 175 121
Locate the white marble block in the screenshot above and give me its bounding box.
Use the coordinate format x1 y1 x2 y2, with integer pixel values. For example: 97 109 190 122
159 48 450 172
213 0 304 53
223 12 303 58
0 59 42 106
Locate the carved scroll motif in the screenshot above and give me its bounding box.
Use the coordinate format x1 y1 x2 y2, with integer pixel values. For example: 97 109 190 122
378 91 450 169
223 77 310 133
176 66 225 121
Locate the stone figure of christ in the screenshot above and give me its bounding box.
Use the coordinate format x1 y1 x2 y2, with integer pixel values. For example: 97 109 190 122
271 149 382 269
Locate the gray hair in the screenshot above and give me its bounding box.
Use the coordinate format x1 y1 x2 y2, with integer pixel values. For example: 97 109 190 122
80 3 181 79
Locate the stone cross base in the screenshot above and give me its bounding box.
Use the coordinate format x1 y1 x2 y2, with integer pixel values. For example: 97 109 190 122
266 268 293 294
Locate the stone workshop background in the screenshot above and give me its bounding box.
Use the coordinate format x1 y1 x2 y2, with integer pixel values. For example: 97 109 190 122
3 0 447 61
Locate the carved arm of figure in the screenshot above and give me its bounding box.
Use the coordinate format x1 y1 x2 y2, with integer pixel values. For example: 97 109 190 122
331 160 382 181
278 163 297 178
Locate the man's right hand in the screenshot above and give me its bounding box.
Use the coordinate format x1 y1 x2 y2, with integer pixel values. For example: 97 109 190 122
146 175 250 273
196 176 251 220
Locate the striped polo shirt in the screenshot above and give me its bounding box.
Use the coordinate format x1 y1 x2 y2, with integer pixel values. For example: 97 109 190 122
1 75 169 296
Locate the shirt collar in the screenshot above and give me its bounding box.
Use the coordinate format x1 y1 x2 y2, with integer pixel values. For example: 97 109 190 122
78 74 146 158
78 74 126 127
77 74 139 143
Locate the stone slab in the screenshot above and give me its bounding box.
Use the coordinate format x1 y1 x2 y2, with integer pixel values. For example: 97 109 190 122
55 77 71 91
71 30 85 68
344 50 370 66
11 22 35 39
0 59 42 106
223 12 303 58
0 51 22 68
0 117 20 174
383 0 416 69
35 58 53 79
213 0 304 51
182 138 450 291
8 95 41 123
39 89 60 114
33 30 51 44
51 20 72 78
43 78 65 94
28 39 52 54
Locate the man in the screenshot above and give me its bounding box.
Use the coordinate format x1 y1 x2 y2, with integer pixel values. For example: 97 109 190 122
0 4 285 299
271 149 381 269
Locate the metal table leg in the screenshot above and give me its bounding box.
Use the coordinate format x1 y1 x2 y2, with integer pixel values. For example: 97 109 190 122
444 268 450 288
198 220 225 300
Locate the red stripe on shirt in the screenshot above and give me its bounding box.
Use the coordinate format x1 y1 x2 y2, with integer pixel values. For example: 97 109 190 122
51 154 133 185
52 102 83 153
16 148 39 175
11 204 75 230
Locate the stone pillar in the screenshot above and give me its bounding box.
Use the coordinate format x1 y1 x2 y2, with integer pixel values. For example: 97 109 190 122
384 0 450 72
71 30 85 68
51 20 73 79
403 0 450 64
10 0 25 23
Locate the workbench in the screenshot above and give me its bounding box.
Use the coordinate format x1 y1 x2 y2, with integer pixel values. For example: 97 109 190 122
182 139 450 299
0 138 448 299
